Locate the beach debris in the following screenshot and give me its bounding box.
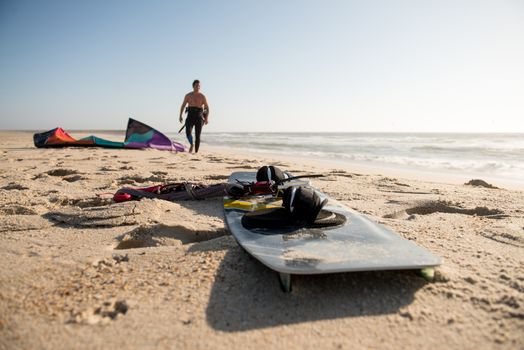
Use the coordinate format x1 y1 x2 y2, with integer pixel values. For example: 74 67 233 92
464 179 499 189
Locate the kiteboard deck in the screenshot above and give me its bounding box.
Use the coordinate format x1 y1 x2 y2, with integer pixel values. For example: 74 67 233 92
223 172 442 291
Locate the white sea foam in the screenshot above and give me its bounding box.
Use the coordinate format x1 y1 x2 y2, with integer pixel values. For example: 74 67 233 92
169 132 524 183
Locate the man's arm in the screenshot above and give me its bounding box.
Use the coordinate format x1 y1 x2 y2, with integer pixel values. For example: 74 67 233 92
179 95 188 123
202 96 209 125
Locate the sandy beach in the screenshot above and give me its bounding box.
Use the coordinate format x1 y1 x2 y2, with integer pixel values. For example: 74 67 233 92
0 130 523 349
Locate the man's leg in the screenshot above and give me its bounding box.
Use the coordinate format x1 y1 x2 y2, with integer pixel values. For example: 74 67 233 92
185 119 194 153
194 119 203 153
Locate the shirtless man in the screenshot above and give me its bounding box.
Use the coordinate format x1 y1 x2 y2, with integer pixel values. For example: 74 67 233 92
179 79 209 153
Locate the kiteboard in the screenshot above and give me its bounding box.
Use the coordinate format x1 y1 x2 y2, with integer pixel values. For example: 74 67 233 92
223 171 442 292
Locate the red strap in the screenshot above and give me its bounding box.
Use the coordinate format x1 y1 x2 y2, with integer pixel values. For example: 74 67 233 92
113 193 133 202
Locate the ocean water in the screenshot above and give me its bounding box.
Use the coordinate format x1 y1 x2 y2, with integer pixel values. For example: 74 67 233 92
170 132 524 185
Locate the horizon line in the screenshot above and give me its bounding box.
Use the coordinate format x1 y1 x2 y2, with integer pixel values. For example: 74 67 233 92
2 129 524 135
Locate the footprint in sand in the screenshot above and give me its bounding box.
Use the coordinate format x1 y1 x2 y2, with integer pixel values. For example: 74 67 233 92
273 162 290 167
47 169 79 177
49 196 113 209
0 205 38 215
376 179 430 194
479 227 524 248
117 178 137 185
383 200 507 219
206 156 224 163
226 165 258 169
0 215 51 232
55 257 130 325
43 201 152 228
318 176 337 182
68 299 129 325
1 183 29 190
464 179 499 189
114 224 228 249
32 173 49 180
117 174 165 185
329 169 354 178
63 175 86 183
204 175 229 181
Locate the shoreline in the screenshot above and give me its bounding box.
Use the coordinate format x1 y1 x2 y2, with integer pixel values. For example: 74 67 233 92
201 143 524 191
11 130 523 190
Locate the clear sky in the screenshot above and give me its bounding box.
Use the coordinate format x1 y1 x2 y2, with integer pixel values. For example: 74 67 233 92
1 0 523 133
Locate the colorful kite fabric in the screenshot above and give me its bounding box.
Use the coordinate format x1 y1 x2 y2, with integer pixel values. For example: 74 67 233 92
33 118 186 152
